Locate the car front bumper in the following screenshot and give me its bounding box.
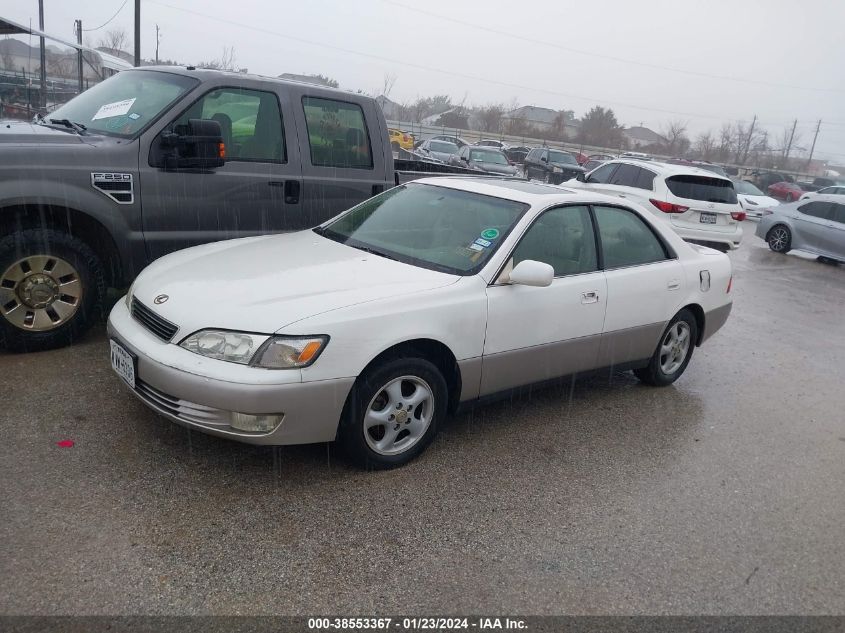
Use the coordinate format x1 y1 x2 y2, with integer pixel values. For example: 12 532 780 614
107 299 354 445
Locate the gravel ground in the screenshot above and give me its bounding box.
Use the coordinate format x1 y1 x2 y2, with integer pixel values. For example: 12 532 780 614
1 224 843 615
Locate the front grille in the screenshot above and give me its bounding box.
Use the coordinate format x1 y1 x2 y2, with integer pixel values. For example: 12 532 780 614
135 379 228 427
131 298 178 342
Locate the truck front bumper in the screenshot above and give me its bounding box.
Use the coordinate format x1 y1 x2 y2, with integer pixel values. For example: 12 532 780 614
107 299 354 445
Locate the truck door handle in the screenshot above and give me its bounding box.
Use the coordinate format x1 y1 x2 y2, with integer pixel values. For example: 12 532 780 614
581 290 599 304
283 180 300 204
667 279 681 290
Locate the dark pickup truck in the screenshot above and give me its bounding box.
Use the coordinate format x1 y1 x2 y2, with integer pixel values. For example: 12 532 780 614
0 66 476 351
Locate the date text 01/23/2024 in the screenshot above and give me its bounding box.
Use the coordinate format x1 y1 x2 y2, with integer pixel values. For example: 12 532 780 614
307 617 528 630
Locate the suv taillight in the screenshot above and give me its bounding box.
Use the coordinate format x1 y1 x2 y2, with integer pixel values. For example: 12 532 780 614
650 199 689 214
731 211 746 221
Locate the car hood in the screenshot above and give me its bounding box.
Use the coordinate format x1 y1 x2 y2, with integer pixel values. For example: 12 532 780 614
473 161 518 175
132 231 460 337
0 120 89 145
551 163 585 172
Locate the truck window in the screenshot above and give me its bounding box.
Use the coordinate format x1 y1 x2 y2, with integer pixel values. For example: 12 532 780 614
171 87 285 163
302 96 373 169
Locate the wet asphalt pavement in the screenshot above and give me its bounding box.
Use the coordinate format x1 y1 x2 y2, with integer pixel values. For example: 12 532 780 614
1 222 844 616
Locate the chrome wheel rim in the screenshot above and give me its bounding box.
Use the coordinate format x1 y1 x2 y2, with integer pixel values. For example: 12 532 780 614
659 321 691 375
0 255 82 331
769 227 789 251
364 375 434 456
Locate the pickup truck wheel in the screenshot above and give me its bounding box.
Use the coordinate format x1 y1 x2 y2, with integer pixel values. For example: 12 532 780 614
339 357 447 470
0 230 104 352
634 309 698 387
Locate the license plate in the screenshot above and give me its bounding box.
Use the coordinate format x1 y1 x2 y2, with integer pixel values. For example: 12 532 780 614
110 339 136 389
699 212 717 224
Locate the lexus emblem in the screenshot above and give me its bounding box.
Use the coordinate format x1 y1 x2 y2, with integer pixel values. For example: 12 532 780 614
153 294 169 305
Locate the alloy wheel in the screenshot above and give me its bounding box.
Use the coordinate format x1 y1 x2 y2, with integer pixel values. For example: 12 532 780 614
769 227 789 252
659 321 691 375
0 255 83 331
364 375 434 456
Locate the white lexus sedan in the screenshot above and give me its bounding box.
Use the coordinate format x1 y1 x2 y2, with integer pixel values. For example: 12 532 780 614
108 178 733 469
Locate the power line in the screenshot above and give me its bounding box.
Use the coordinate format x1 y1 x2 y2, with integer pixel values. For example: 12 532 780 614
145 0 799 128
83 0 129 32
379 0 845 95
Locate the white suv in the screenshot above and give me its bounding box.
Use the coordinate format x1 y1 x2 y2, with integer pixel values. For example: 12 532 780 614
571 159 745 250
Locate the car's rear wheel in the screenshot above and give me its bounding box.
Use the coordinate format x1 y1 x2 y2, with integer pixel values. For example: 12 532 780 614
339 357 447 469
767 225 792 253
0 229 105 352
634 309 698 387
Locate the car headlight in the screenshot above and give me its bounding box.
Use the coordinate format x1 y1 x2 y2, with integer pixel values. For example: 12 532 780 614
125 279 137 308
179 330 328 368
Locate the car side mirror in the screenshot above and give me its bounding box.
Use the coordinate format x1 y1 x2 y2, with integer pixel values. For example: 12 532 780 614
540 156 548 162
576 172 587 182
508 260 554 287
158 118 225 170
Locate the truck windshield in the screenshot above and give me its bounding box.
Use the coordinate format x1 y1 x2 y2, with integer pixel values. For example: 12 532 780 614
46 70 198 138
317 183 528 275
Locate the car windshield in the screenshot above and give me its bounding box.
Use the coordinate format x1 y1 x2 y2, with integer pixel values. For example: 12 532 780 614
470 149 508 164
666 175 738 204
549 150 578 165
734 180 765 196
317 183 528 275
45 70 198 138
430 141 458 153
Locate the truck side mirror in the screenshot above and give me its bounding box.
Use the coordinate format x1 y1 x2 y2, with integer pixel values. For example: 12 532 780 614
158 118 226 170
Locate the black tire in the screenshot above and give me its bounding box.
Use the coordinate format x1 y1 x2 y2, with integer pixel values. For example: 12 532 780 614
339 356 448 470
634 308 699 387
0 229 105 352
766 224 792 253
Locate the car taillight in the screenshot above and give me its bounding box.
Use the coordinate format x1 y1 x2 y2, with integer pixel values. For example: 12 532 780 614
727 275 733 293
218 142 226 159
731 211 746 221
650 199 689 214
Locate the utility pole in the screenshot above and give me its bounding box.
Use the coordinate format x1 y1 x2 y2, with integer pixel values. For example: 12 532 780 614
155 24 160 64
74 19 83 93
739 114 756 165
134 0 141 67
784 118 798 161
805 119 822 171
38 0 46 109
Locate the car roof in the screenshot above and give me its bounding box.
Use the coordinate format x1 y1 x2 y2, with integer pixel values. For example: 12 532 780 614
806 194 845 202
603 158 732 180
413 176 623 207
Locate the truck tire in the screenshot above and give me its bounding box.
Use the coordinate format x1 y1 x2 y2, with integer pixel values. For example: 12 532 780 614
0 229 105 352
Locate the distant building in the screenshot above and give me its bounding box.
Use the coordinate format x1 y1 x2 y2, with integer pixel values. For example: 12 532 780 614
623 126 666 148
376 94 403 120
502 105 579 139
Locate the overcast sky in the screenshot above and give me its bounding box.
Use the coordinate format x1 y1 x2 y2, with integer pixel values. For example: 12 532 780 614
8 0 845 161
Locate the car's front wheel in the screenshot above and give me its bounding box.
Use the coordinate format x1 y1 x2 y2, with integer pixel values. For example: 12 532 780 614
0 229 105 352
339 357 447 469
634 309 698 387
767 224 792 253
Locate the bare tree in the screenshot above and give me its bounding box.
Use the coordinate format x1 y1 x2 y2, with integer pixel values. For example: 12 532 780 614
97 28 129 54
197 46 237 71
1 36 14 70
381 72 397 99
475 103 505 133
661 119 691 156
694 131 716 160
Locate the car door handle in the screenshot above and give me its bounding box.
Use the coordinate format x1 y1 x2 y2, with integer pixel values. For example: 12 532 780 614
667 279 681 291
581 290 599 304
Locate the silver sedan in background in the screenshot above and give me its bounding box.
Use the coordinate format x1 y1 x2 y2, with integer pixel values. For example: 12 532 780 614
756 194 845 262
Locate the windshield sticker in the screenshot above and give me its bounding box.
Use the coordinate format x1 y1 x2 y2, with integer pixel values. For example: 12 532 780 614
474 238 492 248
481 228 500 240
469 243 484 252
127 113 141 120
92 98 136 121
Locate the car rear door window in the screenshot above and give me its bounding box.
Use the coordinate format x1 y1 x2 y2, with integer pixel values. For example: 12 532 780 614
634 168 656 190
798 201 833 220
302 96 373 169
608 164 640 187
587 163 618 184
593 205 669 269
665 175 738 204
172 87 285 162
512 205 598 277
830 203 845 224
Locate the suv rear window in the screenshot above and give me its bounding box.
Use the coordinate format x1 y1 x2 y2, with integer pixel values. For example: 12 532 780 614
665 176 737 204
